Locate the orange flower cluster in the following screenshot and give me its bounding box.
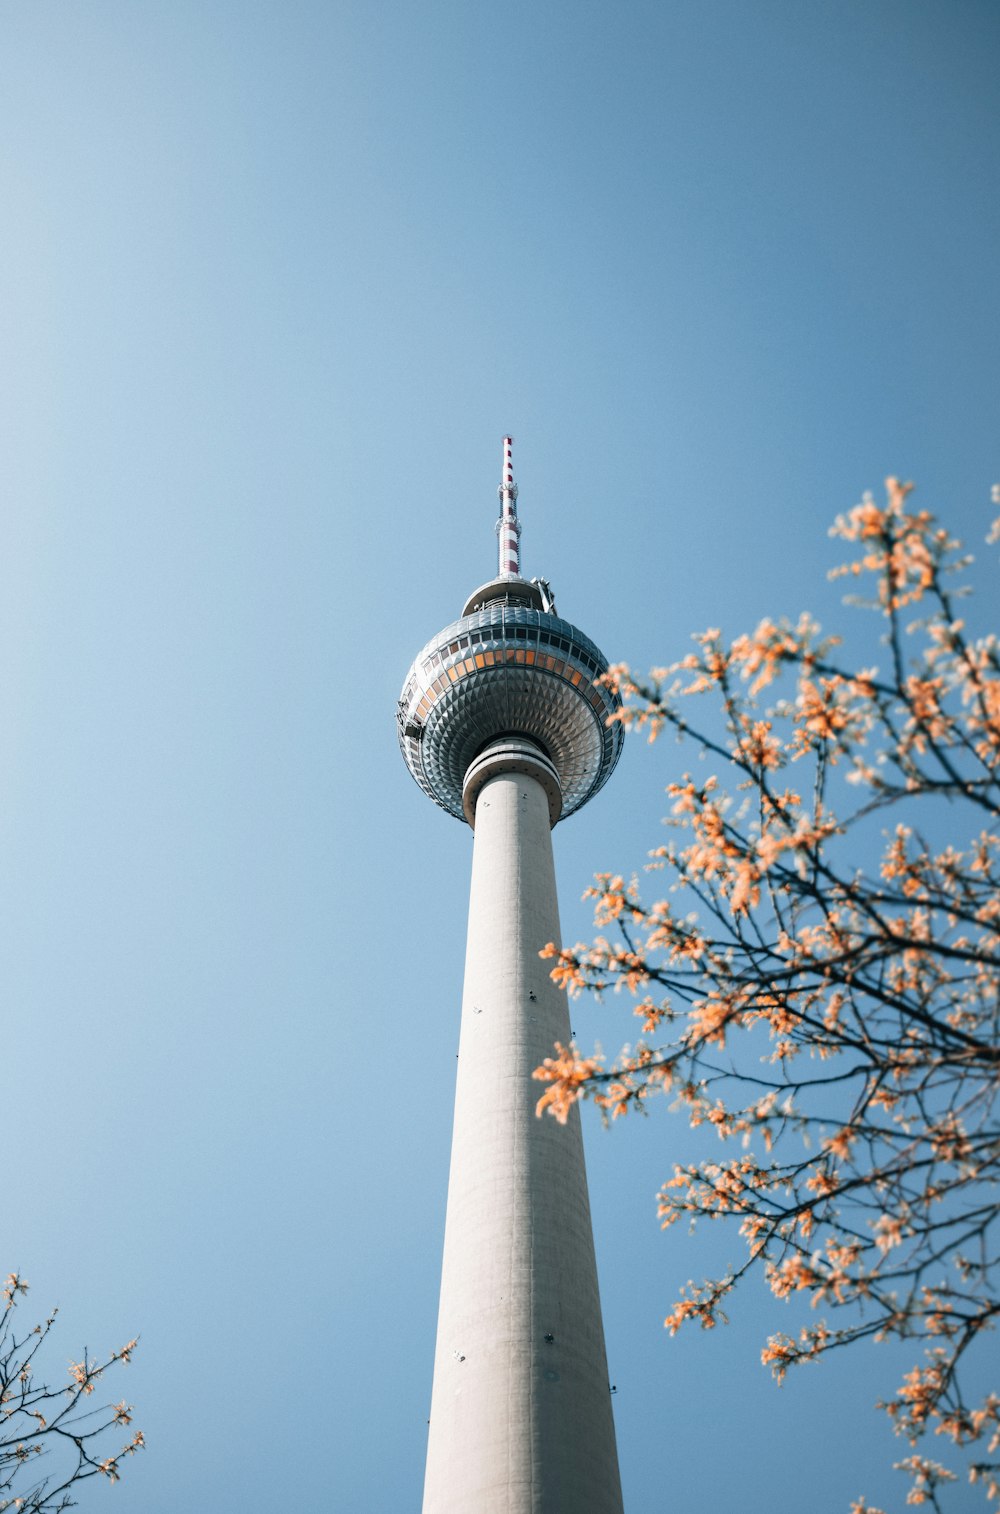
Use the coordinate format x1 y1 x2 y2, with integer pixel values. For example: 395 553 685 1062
1 1274 28 1305
729 614 823 695
538 941 590 995
829 477 954 611
532 1042 605 1124
663 1275 733 1335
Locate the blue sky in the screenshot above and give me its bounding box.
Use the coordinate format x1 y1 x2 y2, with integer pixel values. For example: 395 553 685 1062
1 2 997 1509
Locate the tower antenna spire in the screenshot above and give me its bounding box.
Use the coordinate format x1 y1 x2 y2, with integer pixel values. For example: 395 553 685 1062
496 434 521 577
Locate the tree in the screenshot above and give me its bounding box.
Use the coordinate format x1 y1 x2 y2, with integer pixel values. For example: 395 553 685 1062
0 1273 143 1512
534 480 1000 1511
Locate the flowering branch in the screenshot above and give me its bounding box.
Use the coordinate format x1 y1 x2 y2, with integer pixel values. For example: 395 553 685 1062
535 481 1000 1510
0 1274 143 1512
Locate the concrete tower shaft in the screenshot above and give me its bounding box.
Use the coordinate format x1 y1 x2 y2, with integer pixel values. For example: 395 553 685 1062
422 744 624 1514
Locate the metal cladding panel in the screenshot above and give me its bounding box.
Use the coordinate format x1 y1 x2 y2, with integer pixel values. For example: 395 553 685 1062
397 606 624 822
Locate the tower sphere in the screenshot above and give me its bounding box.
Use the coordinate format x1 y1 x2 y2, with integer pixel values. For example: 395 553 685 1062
398 571 624 825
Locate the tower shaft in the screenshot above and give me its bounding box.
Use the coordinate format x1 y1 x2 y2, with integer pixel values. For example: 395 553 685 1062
422 753 624 1513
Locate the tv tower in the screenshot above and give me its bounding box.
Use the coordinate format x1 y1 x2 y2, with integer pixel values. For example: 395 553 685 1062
398 439 625 1513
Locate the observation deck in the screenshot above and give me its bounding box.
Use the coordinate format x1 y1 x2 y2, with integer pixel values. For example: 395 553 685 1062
397 574 623 825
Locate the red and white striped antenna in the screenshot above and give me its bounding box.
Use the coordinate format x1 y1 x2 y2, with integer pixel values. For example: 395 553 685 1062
496 434 522 577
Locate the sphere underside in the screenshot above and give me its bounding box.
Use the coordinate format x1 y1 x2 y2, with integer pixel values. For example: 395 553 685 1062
397 604 623 822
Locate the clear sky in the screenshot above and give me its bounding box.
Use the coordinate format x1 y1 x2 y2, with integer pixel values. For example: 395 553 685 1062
1 2 997 1510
